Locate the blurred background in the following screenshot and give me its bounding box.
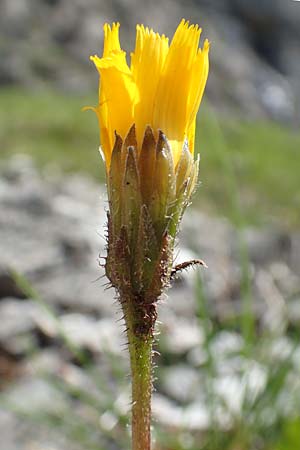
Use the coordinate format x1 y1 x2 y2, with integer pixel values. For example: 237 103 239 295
1 1 300 450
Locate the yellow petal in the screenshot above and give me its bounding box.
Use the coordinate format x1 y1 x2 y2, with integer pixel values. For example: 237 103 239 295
103 22 121 57
153 19 208 165
90 24 139 167
131 25 169 147
186 39 210 153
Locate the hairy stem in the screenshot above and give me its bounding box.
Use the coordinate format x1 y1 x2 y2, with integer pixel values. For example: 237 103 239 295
124 300 154 450
131 335 153 450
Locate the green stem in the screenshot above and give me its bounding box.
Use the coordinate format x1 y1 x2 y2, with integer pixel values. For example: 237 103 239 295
125 302 153 450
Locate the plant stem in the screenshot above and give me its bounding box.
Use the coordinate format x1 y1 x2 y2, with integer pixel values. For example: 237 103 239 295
125 303 153 450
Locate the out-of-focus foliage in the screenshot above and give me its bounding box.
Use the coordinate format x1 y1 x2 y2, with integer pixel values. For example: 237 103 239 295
274 418 300 450
2 270 299 450
1 89 300 227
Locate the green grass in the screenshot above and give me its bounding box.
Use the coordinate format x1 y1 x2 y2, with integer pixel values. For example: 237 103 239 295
198 107 300 227
1 88 300 227
0 89 102 178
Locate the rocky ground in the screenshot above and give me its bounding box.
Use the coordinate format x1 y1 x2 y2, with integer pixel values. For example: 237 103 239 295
1 0 300 123
1 156 300 449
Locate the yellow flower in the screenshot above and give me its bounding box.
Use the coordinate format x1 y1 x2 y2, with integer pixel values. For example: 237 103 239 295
90 19 209 168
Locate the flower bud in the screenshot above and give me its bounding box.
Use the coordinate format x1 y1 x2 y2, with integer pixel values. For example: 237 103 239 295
88 19 209 337
106 126 199 336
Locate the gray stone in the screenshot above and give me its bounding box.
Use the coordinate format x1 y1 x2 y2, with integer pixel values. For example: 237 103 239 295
0 269 26 300
58 313 125 355
158 317 204 355
0 299 38 340
287 299 300 326
152 393 210 431
4 377 66 413
0 409 83 450
241 228 292 265
159 365 201 404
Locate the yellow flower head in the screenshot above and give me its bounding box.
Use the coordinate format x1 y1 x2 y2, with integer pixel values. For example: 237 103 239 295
90 19 209 168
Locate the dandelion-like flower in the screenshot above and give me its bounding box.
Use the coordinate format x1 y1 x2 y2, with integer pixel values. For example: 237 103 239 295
90 20 209 167
88 19 209 450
